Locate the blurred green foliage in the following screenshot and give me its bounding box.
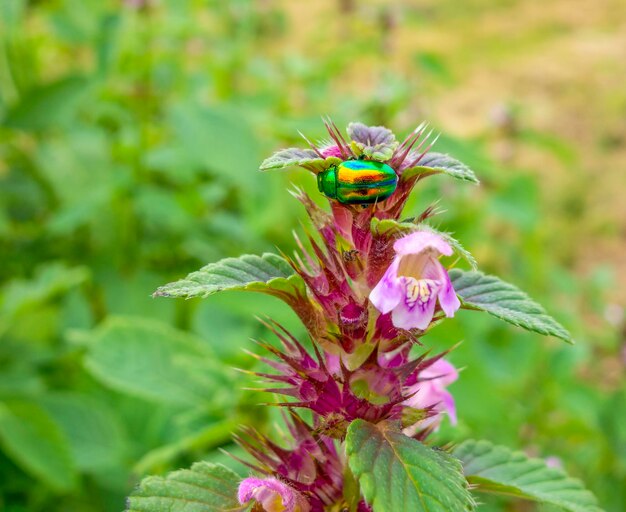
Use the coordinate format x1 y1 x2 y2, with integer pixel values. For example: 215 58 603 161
0 1 623 511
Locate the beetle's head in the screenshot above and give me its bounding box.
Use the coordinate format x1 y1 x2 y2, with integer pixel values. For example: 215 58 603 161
317 167 338 199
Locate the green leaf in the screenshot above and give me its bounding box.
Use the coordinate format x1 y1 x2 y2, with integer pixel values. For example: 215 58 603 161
127 461 245 512
0 261 89 320
449 269 573 343
153 253 305 300
167 103 260 187
38 393 127 472
402 152 479 184
370 218 478 270
454 440 603 512
35 129 121 235
0 366 43 397
259 147 336 173
0 401 77 492
84 317 233 406
347 122 399 161
133 417 241 475
346 419 475 512
3 75 91 131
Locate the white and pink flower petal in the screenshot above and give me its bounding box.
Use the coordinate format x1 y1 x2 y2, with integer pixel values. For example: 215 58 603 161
421 358 459 387
369 259 403 314
434 260 461 317
403 357 459 431
393 230 454 257
390 277 439 330
440 389 457 424
370 231 461 331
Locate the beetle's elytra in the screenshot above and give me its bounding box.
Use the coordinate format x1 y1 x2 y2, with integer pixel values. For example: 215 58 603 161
317 160 398 205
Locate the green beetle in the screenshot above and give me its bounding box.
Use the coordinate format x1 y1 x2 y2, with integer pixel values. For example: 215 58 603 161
316 160 398 205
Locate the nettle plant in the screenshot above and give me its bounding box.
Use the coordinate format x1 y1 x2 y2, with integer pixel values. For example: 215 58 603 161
127 121 602 512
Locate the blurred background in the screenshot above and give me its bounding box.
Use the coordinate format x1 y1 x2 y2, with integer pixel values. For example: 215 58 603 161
1 0 625 510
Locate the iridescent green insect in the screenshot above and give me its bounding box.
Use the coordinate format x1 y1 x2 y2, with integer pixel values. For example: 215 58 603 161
316 160 398 205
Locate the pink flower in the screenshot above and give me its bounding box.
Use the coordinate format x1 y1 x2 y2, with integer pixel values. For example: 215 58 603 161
405 358 458 430
369 231 460 330
238 477 310 512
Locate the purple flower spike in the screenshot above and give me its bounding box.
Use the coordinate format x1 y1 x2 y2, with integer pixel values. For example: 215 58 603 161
369 231 461 330
238 476 311 512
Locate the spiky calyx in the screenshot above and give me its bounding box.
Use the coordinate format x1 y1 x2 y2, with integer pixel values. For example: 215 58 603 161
247 319 454 436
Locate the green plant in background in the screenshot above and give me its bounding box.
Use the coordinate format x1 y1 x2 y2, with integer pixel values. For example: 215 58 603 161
0 1 624 511
129 121 600 511
0 2 298 510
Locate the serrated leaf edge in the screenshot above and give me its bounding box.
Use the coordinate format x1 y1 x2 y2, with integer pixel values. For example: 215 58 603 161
454 440 603 512
403 152 480 185
153 253 305 299
449 269 573 344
